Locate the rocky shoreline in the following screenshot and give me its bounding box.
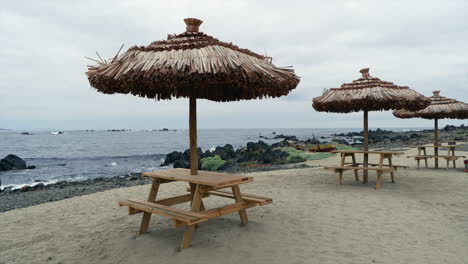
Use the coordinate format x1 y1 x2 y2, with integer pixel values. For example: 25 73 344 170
0 173 149 212
0 158 312 213
1 125 466 213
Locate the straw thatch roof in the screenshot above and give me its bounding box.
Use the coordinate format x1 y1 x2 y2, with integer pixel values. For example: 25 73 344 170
393 91 468 119
86 18 300 102
312 68 430 113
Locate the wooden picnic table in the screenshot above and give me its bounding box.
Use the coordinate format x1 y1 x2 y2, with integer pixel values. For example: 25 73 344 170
409 144 465 169
324 150 405 189
118 168 272 250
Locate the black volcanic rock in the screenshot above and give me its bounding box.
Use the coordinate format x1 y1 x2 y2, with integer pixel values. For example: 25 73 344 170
273 134 297 141
0 154 27 171
161 140 294 171
161 151 184 166
173 159 190 169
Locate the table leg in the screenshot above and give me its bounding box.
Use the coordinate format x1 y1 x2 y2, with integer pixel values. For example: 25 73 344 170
362 152 368 184
423 148 428 168
181 184 204 249
338 153 345 184
388 156 395 183
376 154 384 189
189 183 205 229
190 183 206 211
451 149 456 168
351 153 359 182
232 185 249 225
375 172 382 190
139 178 160 235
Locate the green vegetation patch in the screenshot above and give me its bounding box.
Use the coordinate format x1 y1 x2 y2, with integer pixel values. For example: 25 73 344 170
200 155 226 171
335 143 357 151
279 147 335 163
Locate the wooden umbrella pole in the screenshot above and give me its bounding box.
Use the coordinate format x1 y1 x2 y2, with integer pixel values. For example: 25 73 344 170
363 110 369 183
434 118 438 169
189 93 198 175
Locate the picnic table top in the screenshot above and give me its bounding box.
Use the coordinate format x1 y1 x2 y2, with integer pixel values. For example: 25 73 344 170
142 168 253 187
332 150 404 155
410 144 462 149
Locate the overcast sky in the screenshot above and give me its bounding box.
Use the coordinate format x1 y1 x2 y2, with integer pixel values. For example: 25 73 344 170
1 0 467 130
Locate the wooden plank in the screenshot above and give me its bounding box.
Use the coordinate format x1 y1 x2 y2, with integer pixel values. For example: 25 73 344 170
127 193 210 216
211 178 254 190
180 184 204 249
343 162 407 168
388 156 395 183
155 194 196 206
232 185 248 225
207 190 272 205
119 200 207 223
128 207 139 215
142 168 253 187
332 150 404 155
375 172 382 190
200 201 258 219
323 166 393 172
127 200 206 219
411 155 465 158
155 178 176 184
351 153 359 181
338 152 346 184
139 178 160 235
189 183 206 212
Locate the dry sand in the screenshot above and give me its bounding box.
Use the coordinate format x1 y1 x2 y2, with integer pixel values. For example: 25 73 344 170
1 148 467 264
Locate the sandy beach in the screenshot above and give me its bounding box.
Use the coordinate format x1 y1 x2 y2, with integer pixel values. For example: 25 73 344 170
1 147 467 264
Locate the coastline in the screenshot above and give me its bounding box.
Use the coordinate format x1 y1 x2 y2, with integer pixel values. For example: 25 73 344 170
0 163 314 213
1 126 466 212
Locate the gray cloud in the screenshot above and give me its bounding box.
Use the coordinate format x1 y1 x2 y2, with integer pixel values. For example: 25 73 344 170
1 0 467 130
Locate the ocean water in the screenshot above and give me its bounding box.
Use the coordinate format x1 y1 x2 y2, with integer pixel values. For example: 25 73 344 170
0 127 390 189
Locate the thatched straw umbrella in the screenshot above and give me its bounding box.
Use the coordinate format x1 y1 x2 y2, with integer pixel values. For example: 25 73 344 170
86 18 300 175
393 90 468 168
312 68 430 182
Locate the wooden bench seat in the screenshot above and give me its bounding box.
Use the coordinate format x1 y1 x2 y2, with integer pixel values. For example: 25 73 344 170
207 190 272 206
184 188 272 206
323 166 393 172
323 166 393 189
407 155 466 168
344 162 407 170
119 200 208 226
409 155 465 159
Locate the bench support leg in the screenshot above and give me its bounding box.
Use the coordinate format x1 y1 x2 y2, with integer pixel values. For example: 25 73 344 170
423 148 428 168
189 183 206 229
338 171 343 185
375 172 382 190
375 154 384 190
451 149 456 168
351 154 359 182
181 184 203 249
338 153 345 184
388 157 395 183
139 179 160 235
232 185 249 225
